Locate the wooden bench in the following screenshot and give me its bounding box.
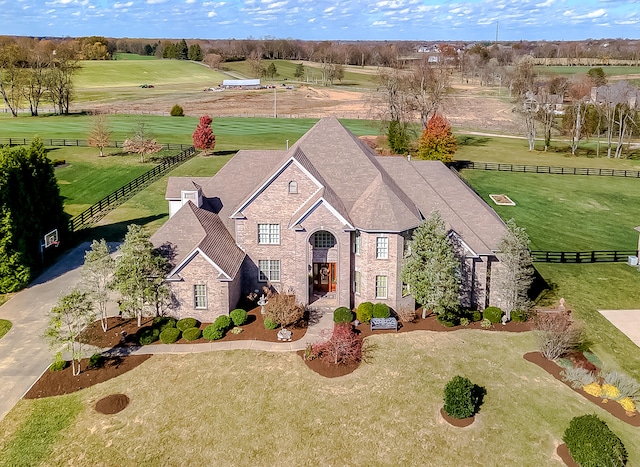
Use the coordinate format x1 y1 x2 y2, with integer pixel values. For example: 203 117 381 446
370 317 398 332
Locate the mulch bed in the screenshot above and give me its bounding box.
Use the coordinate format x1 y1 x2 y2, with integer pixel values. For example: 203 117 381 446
25 355 151 399
295 350 360 378
439 408 475 427
556 444 579 467
95 394 130 415
523 352 640 427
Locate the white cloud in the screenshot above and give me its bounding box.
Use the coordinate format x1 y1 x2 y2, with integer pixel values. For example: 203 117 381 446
146 0 168 4
208 10 216 16
114 2 133 8
323 6 335 13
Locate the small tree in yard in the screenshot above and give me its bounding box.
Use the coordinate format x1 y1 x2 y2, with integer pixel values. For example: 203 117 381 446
535 311 583 360
87 113 111 157
82 239 114 332
416 113 457 162
495 219 534 321
401 211 460 319
312 323 363 365
112 224 169 327
192 115 216 155
264 288 304 329
443 376 481 419
123 120 162 163
45 289 95 376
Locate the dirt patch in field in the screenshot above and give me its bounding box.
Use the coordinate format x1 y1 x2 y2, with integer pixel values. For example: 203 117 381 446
440 408 475 428
95 393 130 414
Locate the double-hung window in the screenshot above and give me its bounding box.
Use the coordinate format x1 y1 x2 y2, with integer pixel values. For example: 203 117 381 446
376 237 388 259
194 284 207 309
258 260 280 282
258 224 280 244
375 275 388 299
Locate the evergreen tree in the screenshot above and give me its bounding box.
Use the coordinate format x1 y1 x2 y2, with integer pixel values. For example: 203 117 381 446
401 211 460 317
188 44 203 61
266 62 278 79
495 219 534 320
416 113 457 162
387 119 410 154
112 224 169 327
293 63 305 79
177 39 188 60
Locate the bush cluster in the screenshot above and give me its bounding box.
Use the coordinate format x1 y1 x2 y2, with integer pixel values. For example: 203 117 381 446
372 303 390 319
563 415 627 467
471 311 482 322
203 324 224 340
437 309 459 327
356 302 373 323
230 308 247 326
511 309 528 322
182 327 202 341
483 306 503 324
333 307 353 323
138 326 160 345
153 316 177 332
88 353 104 369
177 318 199 332
264 318 278 330
443 375 480 419
213 315 232 331
50 352 67 371
160 327 181 344
170 104 184 116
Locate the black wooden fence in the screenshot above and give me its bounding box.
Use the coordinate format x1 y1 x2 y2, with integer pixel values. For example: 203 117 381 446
455 161 640 178
68 146 196 232
530 250 639 263
0 137 191 151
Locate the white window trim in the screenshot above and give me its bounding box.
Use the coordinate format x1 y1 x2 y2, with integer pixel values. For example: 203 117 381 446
375 275 388 299
288 180 298 194
354 231 361 255
376 236 388 259
354 270 361 295
194 284 207 309
258 259 281 282
258 224 280 245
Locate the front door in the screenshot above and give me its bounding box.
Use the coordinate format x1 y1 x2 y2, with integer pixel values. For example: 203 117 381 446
313 262 336 295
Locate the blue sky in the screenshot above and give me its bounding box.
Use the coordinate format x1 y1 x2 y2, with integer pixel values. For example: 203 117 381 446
1 0 639 41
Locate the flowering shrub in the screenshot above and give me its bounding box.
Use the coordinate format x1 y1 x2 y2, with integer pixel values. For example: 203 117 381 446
618 397 636 413
583 382 603 397
601 384 621 400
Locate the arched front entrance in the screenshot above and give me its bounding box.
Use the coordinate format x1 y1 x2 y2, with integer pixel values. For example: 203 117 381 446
310 230 338 301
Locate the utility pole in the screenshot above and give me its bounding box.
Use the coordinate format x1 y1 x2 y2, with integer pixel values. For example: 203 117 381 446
495 21 499 44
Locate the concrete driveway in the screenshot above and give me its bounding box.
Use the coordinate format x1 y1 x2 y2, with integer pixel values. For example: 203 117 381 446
0 243 94 423
599 309 640 349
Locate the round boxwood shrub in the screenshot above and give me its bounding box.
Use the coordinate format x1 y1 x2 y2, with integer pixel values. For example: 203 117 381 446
160 327 181 344
471 310 482 322
230 308 247 326
153 316 177 332
333 306 353 323
483 306 503 324
177 317 199 332
202 324 224 340
563 414 627 467
170 104 184 116
356 302 374 323
372 303 390 319
443 375 479 419
137 326 160 345
511 309 528 322
213 315 232 331
182 327 202 341
264 318 278 330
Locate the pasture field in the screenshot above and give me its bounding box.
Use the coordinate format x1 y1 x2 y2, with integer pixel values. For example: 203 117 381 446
1 331 638 467
535 65 640 77
460 169 640 251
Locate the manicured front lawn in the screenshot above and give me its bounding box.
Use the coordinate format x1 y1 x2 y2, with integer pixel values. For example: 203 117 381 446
0 319 11 340
461 170 640 251
1 331 637 465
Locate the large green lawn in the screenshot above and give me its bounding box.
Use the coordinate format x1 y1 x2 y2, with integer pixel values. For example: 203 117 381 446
1 332 638 466
461 170 640 251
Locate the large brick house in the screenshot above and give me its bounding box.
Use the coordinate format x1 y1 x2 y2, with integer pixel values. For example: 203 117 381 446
150 117 508 322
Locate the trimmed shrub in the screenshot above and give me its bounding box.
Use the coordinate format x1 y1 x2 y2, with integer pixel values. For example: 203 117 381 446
230 308 247 326
483 306 503 324
182 327 202 341
170 104 184 116
460 317 470 327
443 375 479 419
372 303 390 319
511 309 528 322
88 353 104 369
356 302 374 323
563 415 627 467
333 307 353 323
264 318 278 330
138 326 160 345
213 315 232 331
153 316 177 332
203 324 224 340
177 318 199 332
50 352 67 371
231 326 243 334
471 310 482 322
160 327 181 344
437 309 459 327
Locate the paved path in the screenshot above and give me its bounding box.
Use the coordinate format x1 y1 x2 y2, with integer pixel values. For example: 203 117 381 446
0 241 333 423
598 309 640 348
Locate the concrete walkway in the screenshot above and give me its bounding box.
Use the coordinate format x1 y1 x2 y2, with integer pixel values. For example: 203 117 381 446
598 309 640 349
0 241 334 423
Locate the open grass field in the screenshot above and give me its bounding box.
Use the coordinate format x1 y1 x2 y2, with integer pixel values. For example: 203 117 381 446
0 319 11 340
1 331 638 466
460 170 640 251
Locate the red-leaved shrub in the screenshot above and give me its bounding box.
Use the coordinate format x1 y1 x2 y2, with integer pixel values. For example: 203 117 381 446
312 323 363 365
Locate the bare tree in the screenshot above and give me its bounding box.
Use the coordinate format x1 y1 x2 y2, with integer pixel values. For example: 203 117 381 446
407 58 450 129
535 311 583 360
87 113 112 157
520 92 538 151
0 42 26 117
46 42 79 115
123 120 162 163
376 67 412 153
82 239 114 332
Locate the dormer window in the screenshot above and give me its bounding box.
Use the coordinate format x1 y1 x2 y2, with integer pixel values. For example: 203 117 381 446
288 181 298 194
